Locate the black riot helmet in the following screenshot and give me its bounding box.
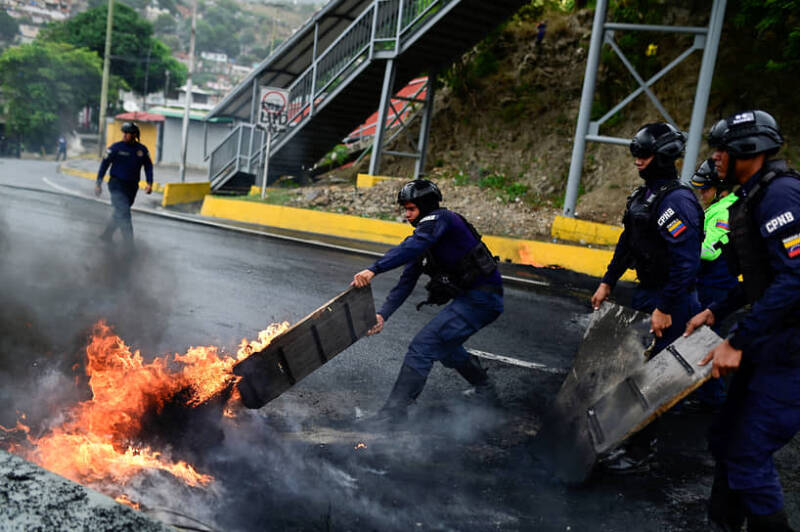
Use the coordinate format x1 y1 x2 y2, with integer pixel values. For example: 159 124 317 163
121 121 140 140
707 110 783 158
690 158 724 190
629 122 686 160
397 179 442 223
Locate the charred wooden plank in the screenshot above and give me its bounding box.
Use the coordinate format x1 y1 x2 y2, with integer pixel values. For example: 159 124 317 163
588 325 720 457
536 301 721 484
536 302 651 484
233 286 376 409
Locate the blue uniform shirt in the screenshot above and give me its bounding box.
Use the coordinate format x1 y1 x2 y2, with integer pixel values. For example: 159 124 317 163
368 208 502 320
96 141 153 185
710 168 800 360
602 180 702 314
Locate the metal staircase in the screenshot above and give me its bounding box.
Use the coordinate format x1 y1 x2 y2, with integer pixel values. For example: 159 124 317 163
206 0 527 192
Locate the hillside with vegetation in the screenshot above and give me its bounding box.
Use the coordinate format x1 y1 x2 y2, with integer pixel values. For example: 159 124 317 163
298 0 800 240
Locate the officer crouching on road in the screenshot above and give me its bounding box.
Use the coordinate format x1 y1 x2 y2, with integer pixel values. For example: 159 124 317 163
684 110 800 532
591 122 704 472
95 122 153 247
352 179 504 426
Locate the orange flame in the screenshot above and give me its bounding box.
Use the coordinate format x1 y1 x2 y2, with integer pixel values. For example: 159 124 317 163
115 494 141 510
1 319 288 490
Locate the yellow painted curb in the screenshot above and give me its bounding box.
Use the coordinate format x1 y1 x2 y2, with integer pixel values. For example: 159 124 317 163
201 196 413 244
356 173 402 189
59 164 163 193
162 182 211 207
551 215 623 246
201 196 636 280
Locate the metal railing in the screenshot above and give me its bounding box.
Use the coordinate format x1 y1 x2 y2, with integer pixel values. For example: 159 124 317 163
210 0 452 189
208 123 263 188
279 0 451 146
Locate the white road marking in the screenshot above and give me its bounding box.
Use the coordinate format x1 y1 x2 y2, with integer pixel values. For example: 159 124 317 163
467 348 567 374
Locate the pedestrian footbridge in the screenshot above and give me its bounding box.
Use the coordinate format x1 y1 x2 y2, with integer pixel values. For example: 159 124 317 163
204 0 527 192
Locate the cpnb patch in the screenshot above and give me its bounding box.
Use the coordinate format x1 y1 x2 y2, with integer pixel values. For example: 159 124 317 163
715 220 730 230
667 218 686 237
657 208 675 227
782 232 800 259
764 211 795 234
418 214 438 224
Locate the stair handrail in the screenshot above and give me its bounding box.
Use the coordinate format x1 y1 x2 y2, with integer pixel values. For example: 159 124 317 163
213 0 451 189
209 122 259 186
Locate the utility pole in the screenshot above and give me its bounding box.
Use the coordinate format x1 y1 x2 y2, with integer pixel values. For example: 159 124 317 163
97 0 114 158
142 40 153 112
179 0 197 182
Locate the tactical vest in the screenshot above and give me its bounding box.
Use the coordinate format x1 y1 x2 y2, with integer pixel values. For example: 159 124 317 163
623 180 697 287
727 160 800 303
418 213 498 308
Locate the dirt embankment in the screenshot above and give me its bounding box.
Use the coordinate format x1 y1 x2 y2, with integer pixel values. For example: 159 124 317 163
295 5 798 240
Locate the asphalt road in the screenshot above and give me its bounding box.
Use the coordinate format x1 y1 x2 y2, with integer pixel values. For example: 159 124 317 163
0 158 797 531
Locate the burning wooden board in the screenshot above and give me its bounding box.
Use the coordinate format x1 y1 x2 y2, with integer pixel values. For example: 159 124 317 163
234 285 376 409
536 301 720 483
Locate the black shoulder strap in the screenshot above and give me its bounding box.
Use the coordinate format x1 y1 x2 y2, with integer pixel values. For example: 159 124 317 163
454 211 483 241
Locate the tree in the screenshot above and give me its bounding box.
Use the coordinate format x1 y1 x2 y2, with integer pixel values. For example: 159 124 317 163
0 11 19 44
0 42 104 149
39 2 186 94
729 0 800 73
153 13 177 36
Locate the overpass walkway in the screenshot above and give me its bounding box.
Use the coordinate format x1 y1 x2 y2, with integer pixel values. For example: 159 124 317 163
204 0 527 192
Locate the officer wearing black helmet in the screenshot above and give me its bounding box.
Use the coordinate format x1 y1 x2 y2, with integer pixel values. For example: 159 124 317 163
95 122 153 247
352 179 503 425
684 110 800 531
591 122 704 472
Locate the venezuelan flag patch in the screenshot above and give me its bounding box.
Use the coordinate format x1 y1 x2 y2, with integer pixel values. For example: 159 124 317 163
782 232 800 259
715 220 730 230
667 218 686 237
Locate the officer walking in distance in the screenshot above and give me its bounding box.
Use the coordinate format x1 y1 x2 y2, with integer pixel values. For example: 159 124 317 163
352 179 503 426
591 122 704 472
684 110 800 531
95 122 153 247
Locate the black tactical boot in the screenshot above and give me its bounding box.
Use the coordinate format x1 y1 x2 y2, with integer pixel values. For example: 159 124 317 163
707 466 746 531
454 357 499 405
363 364 427 430
747 509 794 532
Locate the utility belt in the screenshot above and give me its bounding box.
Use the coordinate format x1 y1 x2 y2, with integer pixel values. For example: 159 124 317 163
108 175 140 191
416 241 499 310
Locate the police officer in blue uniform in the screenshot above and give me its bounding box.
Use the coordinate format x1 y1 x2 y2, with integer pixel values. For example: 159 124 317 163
685 110 800 531
352 179 504 425
591 122 704 471
593 122 704 352
95 122 153 246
